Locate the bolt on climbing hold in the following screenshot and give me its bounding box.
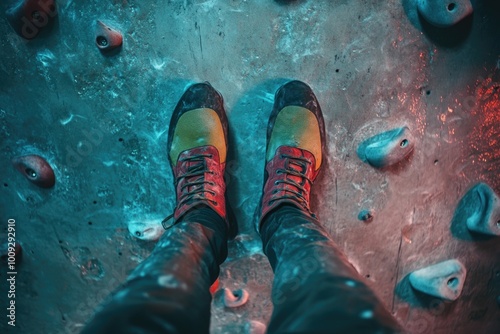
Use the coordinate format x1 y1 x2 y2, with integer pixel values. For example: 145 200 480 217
128 217 165 241
409 259 466 301
417 0 473 28
12 154 55 188
223 288 249 308
357 126 415 168
95 20 123 52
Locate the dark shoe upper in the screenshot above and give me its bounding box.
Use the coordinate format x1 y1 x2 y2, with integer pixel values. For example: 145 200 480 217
167 82 228 167
258 80 326 232
166 82 235 237
266 80 326 159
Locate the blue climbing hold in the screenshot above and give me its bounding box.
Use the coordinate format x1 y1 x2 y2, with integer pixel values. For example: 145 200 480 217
357 126 415 168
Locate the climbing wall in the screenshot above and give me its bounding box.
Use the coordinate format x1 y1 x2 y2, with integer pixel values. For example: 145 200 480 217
0 0 499 333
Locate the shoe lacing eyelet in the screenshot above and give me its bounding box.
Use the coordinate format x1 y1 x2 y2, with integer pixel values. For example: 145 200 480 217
274 180 280 185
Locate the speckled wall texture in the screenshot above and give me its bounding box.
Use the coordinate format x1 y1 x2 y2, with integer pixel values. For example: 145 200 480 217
1 0 499 333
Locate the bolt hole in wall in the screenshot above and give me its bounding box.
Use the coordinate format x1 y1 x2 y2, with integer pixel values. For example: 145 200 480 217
447 3 456 12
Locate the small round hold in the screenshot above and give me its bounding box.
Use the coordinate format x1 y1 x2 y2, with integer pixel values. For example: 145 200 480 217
1 241 23 264
12 154 55 188
128 219 165 241
223 288 249 308
95 21 123 52
358 210 374 223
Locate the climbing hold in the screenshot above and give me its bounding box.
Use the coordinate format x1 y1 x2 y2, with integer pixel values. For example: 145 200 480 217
5 0 57 40
223 288 249 308
128 218 165 241
409 259 466 301
245 320 267 334
357 126 415 168
417 0 473 28
358 210 374 223
1 241 23 264
210 278 220 295
95 20 123 52
12 154 55 188
459 183 500 236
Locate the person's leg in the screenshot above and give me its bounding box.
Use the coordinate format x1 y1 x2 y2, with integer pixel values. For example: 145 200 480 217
261 207 399 333
257 80 400 333
82 82 235 334
82 208 226 334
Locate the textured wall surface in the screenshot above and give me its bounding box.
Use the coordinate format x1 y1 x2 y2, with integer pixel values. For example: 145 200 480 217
1 0 499 333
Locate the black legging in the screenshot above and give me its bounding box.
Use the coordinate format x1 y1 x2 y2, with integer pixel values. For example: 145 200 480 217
81 206 400 333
